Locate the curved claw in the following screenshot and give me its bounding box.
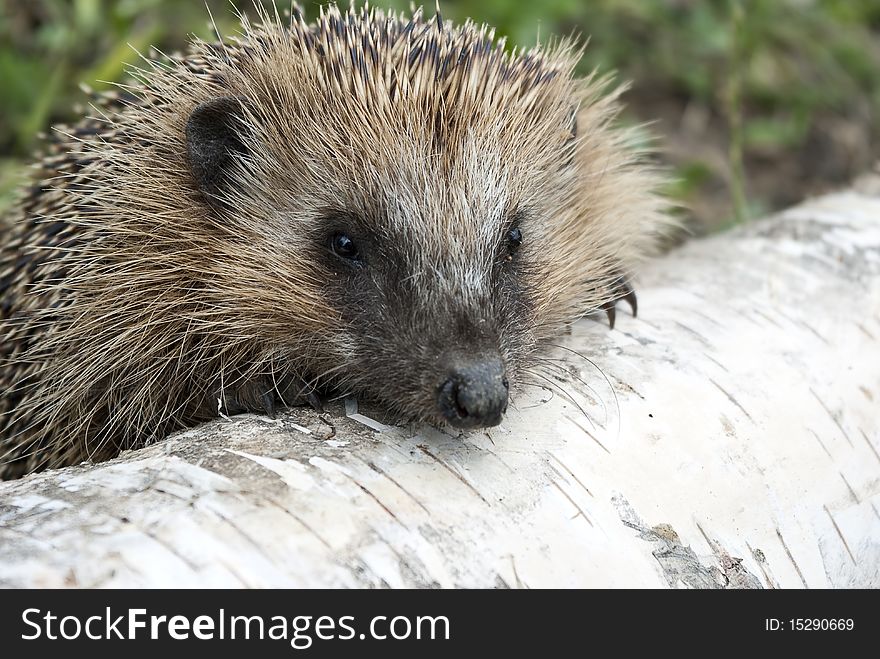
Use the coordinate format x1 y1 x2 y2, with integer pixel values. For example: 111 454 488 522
599 276 638 330
623 289 638 318
260 389 276 420
603 303 617 330
288 375 324 413
304 390 324 413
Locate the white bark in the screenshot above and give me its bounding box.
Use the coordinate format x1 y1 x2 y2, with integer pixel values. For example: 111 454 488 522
1 186 879 588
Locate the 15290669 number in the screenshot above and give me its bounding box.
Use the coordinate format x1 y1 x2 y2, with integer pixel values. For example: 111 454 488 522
790 619 854 631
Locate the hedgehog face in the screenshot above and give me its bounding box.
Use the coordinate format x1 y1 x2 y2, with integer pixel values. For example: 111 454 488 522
285 105 575 428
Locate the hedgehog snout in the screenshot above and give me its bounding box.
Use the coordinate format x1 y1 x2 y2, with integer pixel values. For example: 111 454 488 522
436 354 509 429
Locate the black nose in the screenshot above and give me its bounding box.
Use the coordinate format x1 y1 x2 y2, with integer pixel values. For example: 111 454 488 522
437 355 509 429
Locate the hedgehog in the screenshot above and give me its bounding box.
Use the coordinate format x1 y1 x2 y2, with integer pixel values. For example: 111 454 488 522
0 3 668 479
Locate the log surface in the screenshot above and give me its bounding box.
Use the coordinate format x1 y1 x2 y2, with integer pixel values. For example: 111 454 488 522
1 187 879 588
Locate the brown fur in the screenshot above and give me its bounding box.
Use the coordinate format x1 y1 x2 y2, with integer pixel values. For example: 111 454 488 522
0 3 670 479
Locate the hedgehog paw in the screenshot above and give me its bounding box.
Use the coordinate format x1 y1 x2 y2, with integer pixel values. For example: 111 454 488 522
218 373 325 420
219 377 276 418
599 280 638 330
287 376 324 414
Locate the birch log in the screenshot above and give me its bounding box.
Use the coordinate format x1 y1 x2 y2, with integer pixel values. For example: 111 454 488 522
1 186 879 589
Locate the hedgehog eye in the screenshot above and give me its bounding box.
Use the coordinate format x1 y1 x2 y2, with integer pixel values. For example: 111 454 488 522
506 227 523 257
330 232 360 262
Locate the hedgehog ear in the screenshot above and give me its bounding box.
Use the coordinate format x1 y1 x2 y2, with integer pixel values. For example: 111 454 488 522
185 96 250 203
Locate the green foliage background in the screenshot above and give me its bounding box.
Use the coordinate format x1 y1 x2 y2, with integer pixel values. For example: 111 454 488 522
1 0 879 232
